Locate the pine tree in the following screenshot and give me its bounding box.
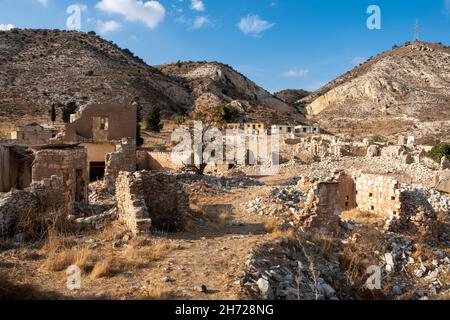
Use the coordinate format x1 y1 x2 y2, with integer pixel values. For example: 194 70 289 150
134 100 144 147
61 101 77 123
145 105 163 133
50 103 56 123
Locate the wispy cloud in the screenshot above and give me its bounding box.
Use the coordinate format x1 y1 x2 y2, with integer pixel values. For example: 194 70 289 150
37 0 49 6
96 0 165 29
191 0 205 12
0 24 15 31
281 69 309 77
351 56 367 66
192 16 212 29
97 20 121 34
238 14 275 36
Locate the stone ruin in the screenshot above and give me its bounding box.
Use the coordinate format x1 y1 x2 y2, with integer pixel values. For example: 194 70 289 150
355 174 402 219
104 138 137 192
115 171 190 235
0 176 70 238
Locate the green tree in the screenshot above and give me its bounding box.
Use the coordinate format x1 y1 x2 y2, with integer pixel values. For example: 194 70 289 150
50 103 56 123
61 101 77 123
213 104 239 123
427 142 450 163
134 100 144 147
145 105 163 132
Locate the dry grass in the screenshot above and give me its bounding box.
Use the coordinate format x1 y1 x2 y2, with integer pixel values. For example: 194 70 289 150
42 247 94 272
341 208 385 225
264 218 278 232
90 258 113 279
270 228 297 244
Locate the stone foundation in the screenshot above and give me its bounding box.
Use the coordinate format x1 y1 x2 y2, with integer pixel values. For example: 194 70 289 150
116 171 190 234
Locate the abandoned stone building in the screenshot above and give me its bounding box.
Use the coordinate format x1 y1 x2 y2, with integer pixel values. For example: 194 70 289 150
10 123 59 146
32 145 88 207
63 103 137 183
0 144 33 192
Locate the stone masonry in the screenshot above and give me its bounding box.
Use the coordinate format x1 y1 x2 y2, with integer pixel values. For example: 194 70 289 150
115 171 189 234
355 174 402 219
0 175 69 238
32 147 88 207
104 138 136 192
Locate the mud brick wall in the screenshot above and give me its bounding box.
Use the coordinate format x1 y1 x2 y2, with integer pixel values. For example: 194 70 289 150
116 171 189 234
355 174 402 218
104 138 136 192
32 147 88 206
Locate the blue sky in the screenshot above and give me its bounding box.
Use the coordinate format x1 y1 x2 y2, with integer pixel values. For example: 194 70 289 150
0 0 449 93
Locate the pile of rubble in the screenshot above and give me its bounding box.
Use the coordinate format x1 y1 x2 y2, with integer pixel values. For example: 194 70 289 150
239 236 343 300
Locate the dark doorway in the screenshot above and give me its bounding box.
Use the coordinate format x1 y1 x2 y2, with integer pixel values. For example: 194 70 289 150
90 162 105 182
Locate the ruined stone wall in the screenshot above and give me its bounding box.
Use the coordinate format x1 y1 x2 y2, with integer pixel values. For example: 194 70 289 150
0 176 69 238
115 171 189 234
301 181 341 231
104 138 136 192
32 147 88 206
355 174 402 219
136 151 183 172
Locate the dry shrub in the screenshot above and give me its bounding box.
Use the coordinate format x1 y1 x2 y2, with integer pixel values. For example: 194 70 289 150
270 228 297 244
16 208 74 242
42 247 94 272
91 258 113 279
309 233 338 260
338 227 388 294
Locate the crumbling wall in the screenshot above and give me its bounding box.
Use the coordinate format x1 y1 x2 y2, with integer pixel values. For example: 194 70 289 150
136 151 183 172
338 174 357 210
115 171 190 234
0 176 69 238
355 174 402 219
301 181 341 231
104 138 136 192
32 147 88 206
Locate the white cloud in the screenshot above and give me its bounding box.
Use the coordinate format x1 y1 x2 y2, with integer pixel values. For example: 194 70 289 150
96 0 165 29
351 56 367 66
192 16 211 29
238 15 275 36
281 69 309 77
191 0 205 12
0 24 15 31
97 20 121 34
37 0 49 6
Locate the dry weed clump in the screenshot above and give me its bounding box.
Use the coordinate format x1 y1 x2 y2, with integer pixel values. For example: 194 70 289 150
90 257 113 279
42 247 94 272
270 227 297 244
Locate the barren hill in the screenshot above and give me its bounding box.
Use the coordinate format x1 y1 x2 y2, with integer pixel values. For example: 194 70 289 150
302 41 450 142
274 89 310 106
0 29 193 124
158 61 304 124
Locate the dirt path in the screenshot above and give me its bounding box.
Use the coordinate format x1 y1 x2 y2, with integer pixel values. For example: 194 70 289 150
1 185 275 300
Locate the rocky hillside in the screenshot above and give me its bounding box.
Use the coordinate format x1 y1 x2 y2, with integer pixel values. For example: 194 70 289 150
274 89 310 106
0 29 193 124
158 62 304 124
0 29 304 133
302 41 450 142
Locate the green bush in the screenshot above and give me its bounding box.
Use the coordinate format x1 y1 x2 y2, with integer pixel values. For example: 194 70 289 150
213 104 239 123
427 143 450 163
